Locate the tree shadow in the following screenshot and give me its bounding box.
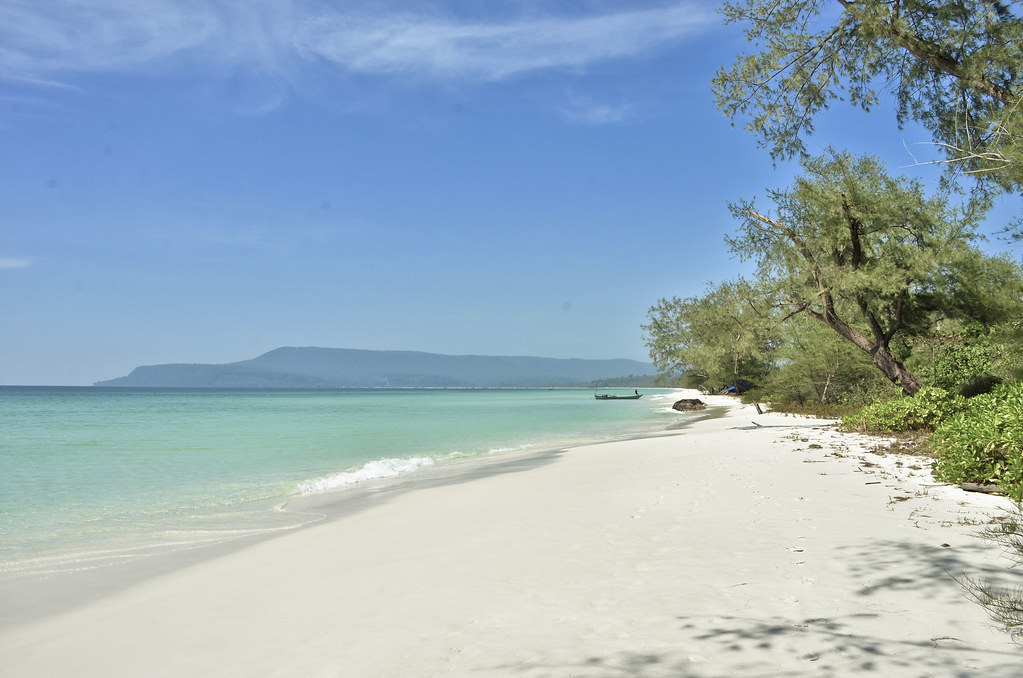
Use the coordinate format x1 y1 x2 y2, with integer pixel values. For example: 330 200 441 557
492 611 1021 677
674 612 1022 677
835 537 1018 601
490 539 1021 676
491 649 718 678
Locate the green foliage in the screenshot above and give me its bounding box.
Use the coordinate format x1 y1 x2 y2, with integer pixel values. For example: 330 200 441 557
935 253 1023 330
932 381 1023 499
727 149 990 394
909 317 1023 398
842 387 968 433
754 314 888 407
645 151 1023 401
935 343 999 393
998 321 1023 381
643 277 779 392
713 0 1023 192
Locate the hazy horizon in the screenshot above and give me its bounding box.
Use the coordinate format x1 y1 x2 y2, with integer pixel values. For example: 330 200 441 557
3 345 659 388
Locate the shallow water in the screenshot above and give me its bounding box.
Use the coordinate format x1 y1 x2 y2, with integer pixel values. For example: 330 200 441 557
0 387 690 575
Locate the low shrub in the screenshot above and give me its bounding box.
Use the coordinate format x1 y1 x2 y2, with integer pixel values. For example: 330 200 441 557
932 381 1023 500
841 387 967 433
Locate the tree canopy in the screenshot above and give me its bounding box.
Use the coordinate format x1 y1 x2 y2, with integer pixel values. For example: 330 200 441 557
645 150 1023 397
651 1 1023 402
644 278 779 390
713 0 1023 191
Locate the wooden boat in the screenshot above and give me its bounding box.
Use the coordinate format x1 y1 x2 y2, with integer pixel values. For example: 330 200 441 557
594 392 643 400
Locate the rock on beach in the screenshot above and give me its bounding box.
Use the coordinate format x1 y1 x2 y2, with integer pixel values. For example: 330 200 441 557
672 398 706 411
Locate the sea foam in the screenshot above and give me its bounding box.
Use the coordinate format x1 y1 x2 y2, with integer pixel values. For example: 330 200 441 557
297 457 436 495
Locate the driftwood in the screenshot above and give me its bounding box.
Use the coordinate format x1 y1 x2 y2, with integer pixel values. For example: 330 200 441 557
959 483 1006 495
672 398 706 412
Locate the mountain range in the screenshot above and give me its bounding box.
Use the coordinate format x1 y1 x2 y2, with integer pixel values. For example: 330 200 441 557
93 347 658 388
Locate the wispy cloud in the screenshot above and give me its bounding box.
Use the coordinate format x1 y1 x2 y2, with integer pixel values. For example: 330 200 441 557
0 2 714 84
0 257 33 270
559 93 637 126
293 4 714 81
0 0 221 77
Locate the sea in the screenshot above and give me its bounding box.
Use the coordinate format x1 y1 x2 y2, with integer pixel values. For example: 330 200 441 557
0 386 693 580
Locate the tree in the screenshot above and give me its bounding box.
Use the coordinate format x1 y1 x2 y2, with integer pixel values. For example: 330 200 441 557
643 153 1023 396
761 314 888 405
904 251 1023 391
716 150 1005 395
713 0 1023 190
643 278 779 391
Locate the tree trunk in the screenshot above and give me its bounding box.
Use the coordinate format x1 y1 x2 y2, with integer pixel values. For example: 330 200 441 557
819 361 837 404
803 307 923 395
870 345 922 396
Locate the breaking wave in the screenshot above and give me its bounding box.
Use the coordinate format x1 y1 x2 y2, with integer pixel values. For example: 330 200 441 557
297 457 436 495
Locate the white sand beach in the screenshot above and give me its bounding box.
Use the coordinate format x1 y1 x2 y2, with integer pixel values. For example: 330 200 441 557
1 397 1020 676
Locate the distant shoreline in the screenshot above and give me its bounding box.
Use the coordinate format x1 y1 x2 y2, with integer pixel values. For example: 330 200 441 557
93 346 658 388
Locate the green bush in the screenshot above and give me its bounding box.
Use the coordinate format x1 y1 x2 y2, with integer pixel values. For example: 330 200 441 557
934 343 997 394
932 381 1023 500
842 387 967 433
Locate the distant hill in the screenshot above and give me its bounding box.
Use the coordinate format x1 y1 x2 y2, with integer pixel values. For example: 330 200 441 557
93 347 658 388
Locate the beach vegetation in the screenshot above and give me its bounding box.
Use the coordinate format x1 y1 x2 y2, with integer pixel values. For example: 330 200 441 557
713 0 1023 201
931 380 1023 498
840 380 1023 498
842 387 968 433
841 380 1023 639
649 0 1023 403
727 149 996 395
645 150 1023 399
745 312 891 409
706 0 1023 642
644 277 779 393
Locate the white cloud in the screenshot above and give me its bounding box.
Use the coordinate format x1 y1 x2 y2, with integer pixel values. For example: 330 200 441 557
293 4 714 81
0 0 221 77
559 93 637 125
0 2 714 84
0 257 33 270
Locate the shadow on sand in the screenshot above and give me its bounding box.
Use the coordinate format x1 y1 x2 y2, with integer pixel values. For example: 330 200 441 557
491 538 1021 677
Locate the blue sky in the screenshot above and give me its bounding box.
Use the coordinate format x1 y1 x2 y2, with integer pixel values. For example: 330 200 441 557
1 0 1019 385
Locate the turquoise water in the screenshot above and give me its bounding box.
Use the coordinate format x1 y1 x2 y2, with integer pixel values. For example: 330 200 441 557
0 387 688 575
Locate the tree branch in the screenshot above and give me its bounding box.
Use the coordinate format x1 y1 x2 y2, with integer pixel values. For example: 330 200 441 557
880 8 1018 106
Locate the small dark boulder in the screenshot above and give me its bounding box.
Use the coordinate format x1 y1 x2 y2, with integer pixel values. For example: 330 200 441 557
672 398 706 412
